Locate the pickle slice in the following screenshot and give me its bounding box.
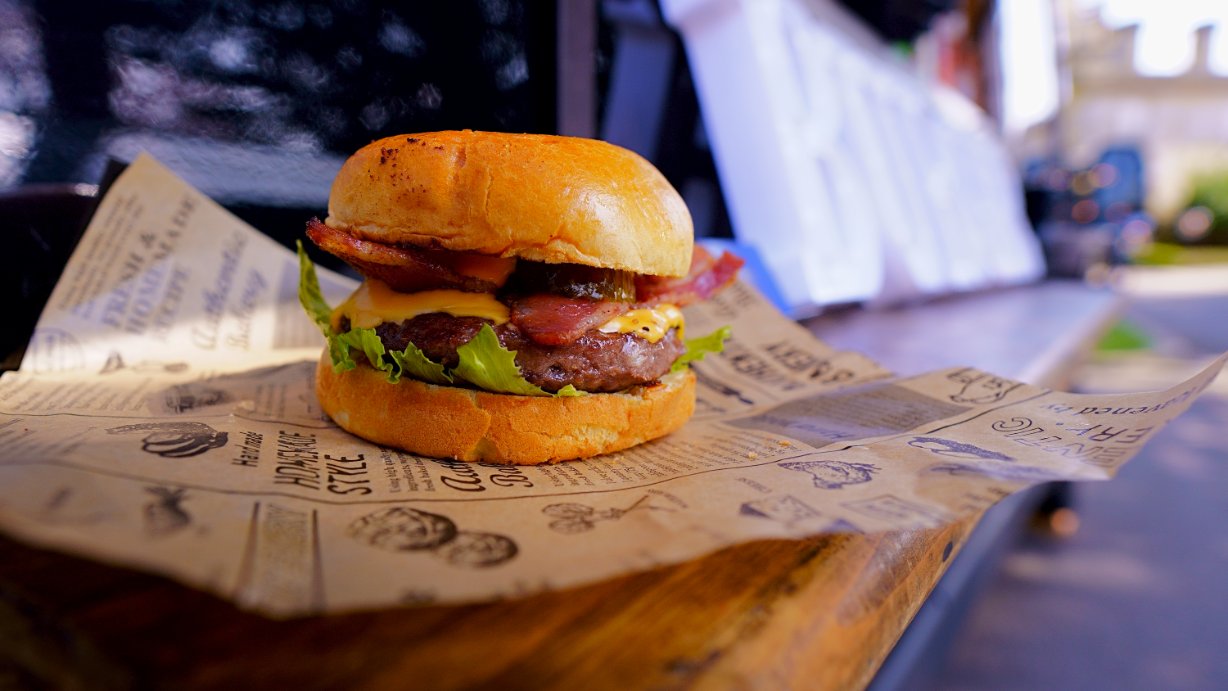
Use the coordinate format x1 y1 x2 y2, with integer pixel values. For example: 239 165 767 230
512 262 637 301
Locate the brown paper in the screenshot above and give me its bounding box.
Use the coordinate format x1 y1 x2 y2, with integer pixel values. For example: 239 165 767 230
0 155 1222 617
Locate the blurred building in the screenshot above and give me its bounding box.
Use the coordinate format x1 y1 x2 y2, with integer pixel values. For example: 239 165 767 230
1054 3 1228 225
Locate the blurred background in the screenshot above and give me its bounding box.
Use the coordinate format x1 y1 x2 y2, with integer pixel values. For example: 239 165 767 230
1 1 1225 689
2 0 1227 312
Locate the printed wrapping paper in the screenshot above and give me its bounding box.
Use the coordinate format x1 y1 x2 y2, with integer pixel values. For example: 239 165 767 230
0 155 1222 617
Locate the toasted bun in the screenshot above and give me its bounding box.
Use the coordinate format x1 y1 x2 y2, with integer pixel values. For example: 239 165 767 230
315 351 696 464
325 131 693 277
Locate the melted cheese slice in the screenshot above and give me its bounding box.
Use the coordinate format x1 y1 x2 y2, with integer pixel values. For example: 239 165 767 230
599 304 684 343
331 279 510 330
454 254 517 286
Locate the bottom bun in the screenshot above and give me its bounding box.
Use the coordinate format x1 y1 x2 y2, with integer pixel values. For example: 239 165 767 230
314 350 696 464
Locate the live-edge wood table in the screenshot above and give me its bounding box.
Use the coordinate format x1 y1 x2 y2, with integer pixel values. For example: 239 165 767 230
0 281 1120 691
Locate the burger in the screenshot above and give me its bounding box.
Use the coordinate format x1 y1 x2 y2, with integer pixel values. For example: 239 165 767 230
298 131 742 464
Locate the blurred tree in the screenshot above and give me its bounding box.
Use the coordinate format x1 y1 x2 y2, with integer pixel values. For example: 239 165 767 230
1181 171 1228 245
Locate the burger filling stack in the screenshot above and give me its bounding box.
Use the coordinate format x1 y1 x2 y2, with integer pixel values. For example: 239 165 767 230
299 131 742 464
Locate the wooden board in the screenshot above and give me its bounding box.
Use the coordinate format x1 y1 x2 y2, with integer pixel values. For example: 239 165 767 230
0 282 1120 690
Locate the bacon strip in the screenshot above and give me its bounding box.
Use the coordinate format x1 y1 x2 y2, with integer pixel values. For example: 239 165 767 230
511 249 744 345
635 246 745 307
306 219 500 293
509 294 627 346
308 219 744 345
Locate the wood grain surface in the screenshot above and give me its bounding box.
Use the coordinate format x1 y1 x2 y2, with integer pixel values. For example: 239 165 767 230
0 522 975 690
0 282 1120 690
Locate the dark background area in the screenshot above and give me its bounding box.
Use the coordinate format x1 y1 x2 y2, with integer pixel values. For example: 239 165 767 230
21 1 557 180
0 0 952 367
2 0 953 214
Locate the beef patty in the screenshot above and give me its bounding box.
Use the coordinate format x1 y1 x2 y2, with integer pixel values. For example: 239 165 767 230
368 313 685 393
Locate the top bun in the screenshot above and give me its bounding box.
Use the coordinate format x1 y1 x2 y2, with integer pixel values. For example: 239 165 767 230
325 131 694 277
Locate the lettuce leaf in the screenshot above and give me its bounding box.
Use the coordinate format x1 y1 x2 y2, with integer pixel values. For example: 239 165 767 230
672 325 732 373
326 328 456 386
297 241 364 374
390 342 453 385
453 324 583 397
328 331 358 372
297 240 333 333
335 327 392 377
